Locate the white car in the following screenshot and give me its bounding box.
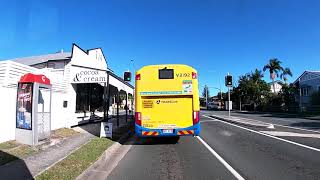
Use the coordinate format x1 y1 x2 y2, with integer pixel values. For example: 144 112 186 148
207 102 219 110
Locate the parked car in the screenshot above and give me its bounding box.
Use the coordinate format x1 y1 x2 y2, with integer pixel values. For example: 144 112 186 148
208 102 219 110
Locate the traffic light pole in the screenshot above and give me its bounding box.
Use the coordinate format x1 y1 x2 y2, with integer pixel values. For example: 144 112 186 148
228 87 231 118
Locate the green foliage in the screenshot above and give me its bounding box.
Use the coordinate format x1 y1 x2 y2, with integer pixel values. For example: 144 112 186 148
280 67 293 83
231 69 270 110
263 58 283 77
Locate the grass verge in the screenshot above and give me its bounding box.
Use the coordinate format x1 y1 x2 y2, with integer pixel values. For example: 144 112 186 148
0 128 80 166
52 128 79 139
36 137 114 180
0 141 38 166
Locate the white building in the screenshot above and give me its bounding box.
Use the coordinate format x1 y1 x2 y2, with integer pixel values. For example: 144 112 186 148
268 80 283 94
0 44 134 143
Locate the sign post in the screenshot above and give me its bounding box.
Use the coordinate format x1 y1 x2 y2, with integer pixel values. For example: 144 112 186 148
225 73 233 118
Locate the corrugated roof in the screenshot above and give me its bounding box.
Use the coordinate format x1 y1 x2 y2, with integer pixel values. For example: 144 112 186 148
2 52 71 66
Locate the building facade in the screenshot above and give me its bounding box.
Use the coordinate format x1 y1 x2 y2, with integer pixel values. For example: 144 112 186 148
294 71 320 107
268 80 283 94
0 44 134 143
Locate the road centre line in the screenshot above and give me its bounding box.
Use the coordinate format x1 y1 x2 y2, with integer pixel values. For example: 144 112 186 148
196 136 245 180
202 115 320 153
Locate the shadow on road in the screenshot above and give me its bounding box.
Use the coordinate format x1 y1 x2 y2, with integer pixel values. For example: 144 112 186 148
127 136 180 145
0 150 33 180
290 122 320 130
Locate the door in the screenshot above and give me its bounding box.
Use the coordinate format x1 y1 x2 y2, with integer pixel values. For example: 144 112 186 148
37 87 51 141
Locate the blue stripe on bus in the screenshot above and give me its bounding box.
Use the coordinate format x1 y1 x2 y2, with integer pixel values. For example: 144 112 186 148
140 91 182 95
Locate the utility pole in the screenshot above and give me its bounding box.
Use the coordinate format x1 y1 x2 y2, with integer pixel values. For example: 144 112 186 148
206 86 208 110
239 95 242 112
228 86 231 117
225 73 232 118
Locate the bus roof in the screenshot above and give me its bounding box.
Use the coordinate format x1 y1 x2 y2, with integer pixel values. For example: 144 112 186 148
136 64 197 73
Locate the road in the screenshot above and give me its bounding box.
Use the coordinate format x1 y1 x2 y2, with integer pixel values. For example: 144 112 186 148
210 110 320 132
106 110 320 180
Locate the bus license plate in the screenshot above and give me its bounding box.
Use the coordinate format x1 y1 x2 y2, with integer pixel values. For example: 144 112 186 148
163 129 173 134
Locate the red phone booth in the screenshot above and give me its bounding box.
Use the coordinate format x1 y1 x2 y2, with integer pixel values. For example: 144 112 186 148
16 73 52 146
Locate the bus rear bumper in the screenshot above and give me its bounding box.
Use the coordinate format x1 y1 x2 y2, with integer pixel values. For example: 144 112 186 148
135 123 200 137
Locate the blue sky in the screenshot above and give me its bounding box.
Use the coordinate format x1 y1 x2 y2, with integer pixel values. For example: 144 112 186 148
1 0 320 95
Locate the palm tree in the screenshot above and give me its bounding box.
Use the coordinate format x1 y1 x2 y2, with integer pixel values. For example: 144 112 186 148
280 67 293 84
263 58 284 93
250 69 264 83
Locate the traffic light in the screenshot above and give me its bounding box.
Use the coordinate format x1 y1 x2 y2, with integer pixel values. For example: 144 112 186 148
124 72 131 82
225 75 232 87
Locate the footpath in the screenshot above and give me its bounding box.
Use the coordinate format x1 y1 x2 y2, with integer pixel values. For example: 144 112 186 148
0 116 133 180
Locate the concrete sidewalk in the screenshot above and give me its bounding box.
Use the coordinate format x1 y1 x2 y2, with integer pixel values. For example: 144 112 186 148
0 132 94 180
0 117 133 180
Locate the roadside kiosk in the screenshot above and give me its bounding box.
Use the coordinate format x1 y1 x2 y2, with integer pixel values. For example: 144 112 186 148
15 73 52 146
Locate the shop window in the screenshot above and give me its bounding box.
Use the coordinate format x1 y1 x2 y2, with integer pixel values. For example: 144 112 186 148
76 84 104 113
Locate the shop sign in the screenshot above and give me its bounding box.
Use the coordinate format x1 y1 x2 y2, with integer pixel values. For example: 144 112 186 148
72 69 107 83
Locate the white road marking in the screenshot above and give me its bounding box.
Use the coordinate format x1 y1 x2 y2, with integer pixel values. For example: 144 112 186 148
202 115 320 153
273 123 320 134
201 119 219 123
260 131 320 139
196 136 245 180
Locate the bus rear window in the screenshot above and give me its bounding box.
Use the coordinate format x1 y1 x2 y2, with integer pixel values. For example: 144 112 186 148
159 69 174 79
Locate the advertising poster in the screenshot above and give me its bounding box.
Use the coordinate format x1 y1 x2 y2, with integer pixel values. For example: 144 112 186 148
100 122 113 138
16 83 33 130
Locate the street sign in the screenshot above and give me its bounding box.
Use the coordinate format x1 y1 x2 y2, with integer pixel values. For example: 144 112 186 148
225 75 232 87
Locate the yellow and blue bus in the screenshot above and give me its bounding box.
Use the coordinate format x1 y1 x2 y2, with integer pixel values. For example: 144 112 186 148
135 64 200 137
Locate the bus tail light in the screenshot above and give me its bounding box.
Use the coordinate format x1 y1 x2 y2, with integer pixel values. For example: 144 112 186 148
192 72 197 79
193 111 199 124
135 112 142 125
135 74 141 80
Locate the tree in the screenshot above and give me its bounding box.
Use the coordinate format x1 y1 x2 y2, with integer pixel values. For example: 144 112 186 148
202 85 210 99
280 67 293 84
263 58 284 93
235 70 271 111
251 69 264 83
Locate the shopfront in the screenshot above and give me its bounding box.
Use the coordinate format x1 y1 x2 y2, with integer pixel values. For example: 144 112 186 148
0 43 134 143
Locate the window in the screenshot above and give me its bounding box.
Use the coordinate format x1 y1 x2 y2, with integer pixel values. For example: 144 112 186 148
47 61 65 69
47 62 55 69
302 87 309 96
159 69 174 79
32 63 46 69
76 84 104 112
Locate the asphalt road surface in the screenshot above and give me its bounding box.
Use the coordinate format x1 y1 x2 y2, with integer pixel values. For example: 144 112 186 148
107 111 320 180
